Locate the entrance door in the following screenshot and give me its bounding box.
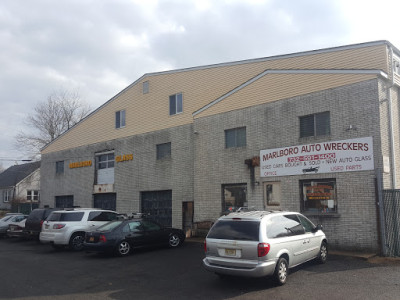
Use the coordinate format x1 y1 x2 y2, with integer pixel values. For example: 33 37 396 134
141 190 172 227
222 184 247 214
182 202 194 237
93 193 116 211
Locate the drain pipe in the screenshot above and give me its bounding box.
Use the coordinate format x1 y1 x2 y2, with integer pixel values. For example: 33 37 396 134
388 46 397 188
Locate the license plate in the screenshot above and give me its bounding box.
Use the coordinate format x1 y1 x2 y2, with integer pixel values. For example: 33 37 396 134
89 237 94 242
225 249 236 256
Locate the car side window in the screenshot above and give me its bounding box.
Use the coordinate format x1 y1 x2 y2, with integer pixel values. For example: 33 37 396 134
89 211 118 221
297 214 316 233
141 220 161 231
267 215 305 238
129 221 142 232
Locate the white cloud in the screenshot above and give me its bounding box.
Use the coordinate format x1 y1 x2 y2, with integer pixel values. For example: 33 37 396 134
0 0 400 168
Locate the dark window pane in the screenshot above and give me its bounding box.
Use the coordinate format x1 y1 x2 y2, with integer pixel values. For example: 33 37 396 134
56 161 64 174
300 115 315 138
207 220 260 241
316 112 330 136
115 111 120 128
225 127 246 148
157 143 171 160
225 129 236 148
236 127 246 147
169 95 176 115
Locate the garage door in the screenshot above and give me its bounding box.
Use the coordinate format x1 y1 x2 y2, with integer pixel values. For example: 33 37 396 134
55 195 74 208
94 193 116 211
141 190 172 227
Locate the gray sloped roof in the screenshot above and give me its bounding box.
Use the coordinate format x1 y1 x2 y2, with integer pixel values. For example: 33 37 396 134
0 161 40 188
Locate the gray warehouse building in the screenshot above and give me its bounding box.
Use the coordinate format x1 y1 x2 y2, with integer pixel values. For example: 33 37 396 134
40 41 400 253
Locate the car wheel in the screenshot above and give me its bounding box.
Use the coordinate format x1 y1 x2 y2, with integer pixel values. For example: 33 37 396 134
273 257 288 286
168 233 181 247
317 241 328 264
69 233 85 251
116 240 131 256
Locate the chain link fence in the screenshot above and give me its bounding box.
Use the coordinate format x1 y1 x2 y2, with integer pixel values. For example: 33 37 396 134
382 190 400 257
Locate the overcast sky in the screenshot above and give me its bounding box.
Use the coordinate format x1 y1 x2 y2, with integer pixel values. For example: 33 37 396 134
1 0 400 169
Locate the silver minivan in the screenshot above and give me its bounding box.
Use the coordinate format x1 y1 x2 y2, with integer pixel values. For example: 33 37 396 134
203 211 327 285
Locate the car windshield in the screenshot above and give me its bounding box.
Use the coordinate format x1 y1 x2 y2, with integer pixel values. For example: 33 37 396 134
97 221 123 231
207 220 260 241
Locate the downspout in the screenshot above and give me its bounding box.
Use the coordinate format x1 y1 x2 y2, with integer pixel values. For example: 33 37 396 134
388 46 397 188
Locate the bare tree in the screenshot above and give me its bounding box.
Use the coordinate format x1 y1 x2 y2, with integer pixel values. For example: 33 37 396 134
15 89 92 158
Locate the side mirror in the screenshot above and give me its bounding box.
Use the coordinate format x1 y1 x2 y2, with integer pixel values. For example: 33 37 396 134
313 224 323 232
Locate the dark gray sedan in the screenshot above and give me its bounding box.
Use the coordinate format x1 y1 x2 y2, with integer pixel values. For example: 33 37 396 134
84 218 185 256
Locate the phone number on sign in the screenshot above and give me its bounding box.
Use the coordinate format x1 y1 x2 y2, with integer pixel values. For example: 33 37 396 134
287 153 336 162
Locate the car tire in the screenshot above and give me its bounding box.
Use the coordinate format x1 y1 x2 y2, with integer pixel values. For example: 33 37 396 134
116 240 131 256
69 233 85 251
273 257 288 286
168 233 182 247
317 241 328 264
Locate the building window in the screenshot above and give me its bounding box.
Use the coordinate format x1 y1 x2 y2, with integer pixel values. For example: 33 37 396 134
225 127 246 148
27 190 39 201
263 182 281 207
56 161 64 174
157 142 171 160
393 57 400 75
3 190 12 203
97 153 115 170
96 152 115 184
222 184 247 214
300 179 337 213
300 111 330 138
143 81 149 94
169 93 183 115
116 110 126 129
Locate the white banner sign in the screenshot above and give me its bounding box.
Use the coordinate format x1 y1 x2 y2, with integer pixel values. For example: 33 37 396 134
260 137 374 177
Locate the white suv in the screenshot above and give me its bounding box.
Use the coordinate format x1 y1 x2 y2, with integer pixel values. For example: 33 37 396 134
39 208 119 250
203 211 327 285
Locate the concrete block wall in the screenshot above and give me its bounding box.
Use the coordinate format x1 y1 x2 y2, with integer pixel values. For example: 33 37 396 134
41 124 194 229
194 79 383 251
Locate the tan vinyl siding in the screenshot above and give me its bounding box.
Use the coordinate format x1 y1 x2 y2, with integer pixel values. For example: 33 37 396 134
194 73 377 118
42 43 389 154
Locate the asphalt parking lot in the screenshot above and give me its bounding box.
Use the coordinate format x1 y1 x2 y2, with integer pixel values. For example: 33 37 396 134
1 237 400 300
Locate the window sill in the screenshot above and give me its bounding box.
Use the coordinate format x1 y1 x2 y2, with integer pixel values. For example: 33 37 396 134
303 212 340 218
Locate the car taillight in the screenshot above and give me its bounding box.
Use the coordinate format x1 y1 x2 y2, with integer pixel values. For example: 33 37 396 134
258 243 270 257
99 235 107 243
53 224 65 230
40 220 44 227
204 240 207 253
